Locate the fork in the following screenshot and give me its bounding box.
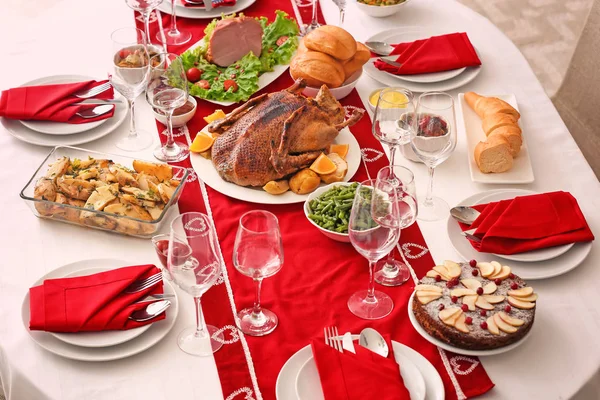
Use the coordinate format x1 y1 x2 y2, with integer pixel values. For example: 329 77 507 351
124 272 163 294
74 82 111 99
332 0 347 26
324 326 343 353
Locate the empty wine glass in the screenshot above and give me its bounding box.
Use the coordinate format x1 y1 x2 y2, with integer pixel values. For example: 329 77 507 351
372 88 415 183
110 27 153 151
125 0 164 47
296 0 313 6
168 212 224 356
157 0 192 45
233 210 284 336
410 92 457 221
332 0 347 26
374 165 418 287
146 52 190 162
302 0 321 35
348 179 401 320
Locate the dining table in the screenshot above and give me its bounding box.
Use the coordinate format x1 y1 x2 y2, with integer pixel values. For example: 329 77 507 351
1 0 599 399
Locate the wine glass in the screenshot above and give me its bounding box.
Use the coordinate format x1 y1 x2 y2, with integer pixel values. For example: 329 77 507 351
167 212 224 356
374 165 418 287
410 92 457 221
125 0 164 47
233 210 284 336
110 27 153 151
157 0 192 45
372 88 415 180
347 179 401 320
296 0 313 6
302 0 321 36
146 53 190 162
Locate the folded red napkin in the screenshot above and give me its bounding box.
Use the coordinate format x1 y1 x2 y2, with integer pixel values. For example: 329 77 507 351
374 32 481 75
0 80 115 124
181 0 236 8
310 335 410 400
459 191 594 254
29 264 166 332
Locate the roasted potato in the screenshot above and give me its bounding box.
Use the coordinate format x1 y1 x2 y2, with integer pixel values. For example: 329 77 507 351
263 180 290 195
289 169 321 194
319 153 348 184
132 160 173 182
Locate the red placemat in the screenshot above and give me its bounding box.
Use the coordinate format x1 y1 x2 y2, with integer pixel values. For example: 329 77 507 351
136 2 494 399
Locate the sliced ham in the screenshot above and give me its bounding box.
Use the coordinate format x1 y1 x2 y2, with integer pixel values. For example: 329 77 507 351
206 16 263 67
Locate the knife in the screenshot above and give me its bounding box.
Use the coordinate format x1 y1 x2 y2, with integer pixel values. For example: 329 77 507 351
378 57 402 68
135 293 176 304
461 228 482 243
73 99 123 106
342 332 356 354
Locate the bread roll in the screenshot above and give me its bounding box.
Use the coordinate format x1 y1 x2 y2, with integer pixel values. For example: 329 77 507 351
474 135 513 173
342 42 370 80
297 38 309 55
482 113 520 136
290 51 345 88
488 125 522 156
464 92 520 119
304 26 357 61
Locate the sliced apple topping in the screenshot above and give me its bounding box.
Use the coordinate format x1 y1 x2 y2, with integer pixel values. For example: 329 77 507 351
508 287 533 297
432 265 452 281
443 260 462 279
415 284 443 293
493 313 518 333
417 292 442 305
498 311 524 327
478 262 495 277
490 261 502 277
439 307 462 323
439 308 470 333
486 315 500 335
511 293 538 302
463 295 477 311
507 296 536 309
450 288 476 297
454 313 470 333
482 282 497 294
426 270 440 279
460 278 481 291
482 295 505 304
475 296 495 310
489 265 511 280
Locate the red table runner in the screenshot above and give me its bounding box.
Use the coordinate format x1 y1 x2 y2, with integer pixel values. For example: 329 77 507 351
136 2 494 399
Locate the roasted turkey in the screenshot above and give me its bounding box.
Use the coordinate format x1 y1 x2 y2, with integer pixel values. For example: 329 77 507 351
208 79 364 187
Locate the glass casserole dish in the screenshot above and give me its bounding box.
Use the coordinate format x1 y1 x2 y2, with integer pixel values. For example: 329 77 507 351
20 146 189 238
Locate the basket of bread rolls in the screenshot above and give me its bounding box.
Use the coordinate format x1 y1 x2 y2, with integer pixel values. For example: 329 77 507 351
465 92 523 174
290 26 370 100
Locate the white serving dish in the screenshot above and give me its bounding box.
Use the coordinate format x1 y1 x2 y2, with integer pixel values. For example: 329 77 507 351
152 96 197 127
303 182 354 243
352 0 412 18
300 70 362 100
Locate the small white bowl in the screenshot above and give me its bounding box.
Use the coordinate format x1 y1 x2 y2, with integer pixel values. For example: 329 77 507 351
303 182 355 243
352 0 411 18
367 88 387 112
299 70 363 100
152 96 197 128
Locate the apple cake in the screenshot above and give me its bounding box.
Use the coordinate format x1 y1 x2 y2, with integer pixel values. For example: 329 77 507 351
412 260 537 350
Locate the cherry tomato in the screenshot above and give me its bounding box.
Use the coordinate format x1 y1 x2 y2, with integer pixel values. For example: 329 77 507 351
235 64 240 69
223 80 238 93
230 73 236 79
276 36 289 46
186 67 202 83
194 80 210 90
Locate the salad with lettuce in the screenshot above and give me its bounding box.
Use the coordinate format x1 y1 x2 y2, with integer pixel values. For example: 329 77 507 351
179 10 299 103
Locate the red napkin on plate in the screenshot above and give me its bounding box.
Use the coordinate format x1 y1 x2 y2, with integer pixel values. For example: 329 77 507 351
29 264 166 332
181 0 236 8
310 335 410 399
0 80 115 124
460 191 594 254
373 32 481 75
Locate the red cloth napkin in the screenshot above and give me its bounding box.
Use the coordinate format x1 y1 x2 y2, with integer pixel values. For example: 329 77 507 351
310 335 411 400
374 32 481 75
181 0 236 8
0 80 115 124
459 191 594 254
29 264 166 332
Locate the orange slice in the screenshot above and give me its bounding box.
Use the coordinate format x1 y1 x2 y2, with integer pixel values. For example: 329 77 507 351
190 132 215 153
328 144 349 159
203 109 226 124
309 153 337 175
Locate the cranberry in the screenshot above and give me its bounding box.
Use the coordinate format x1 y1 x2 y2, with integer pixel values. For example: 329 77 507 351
509 273 515 279
435 274 442 282
451 296 458 303
469 259 477 268
480 310 487 317
217 70 222 74
240 69 245 73
235 64 240 69
193 61 199 66
495 278 502 285
465 317 473 325
214 77 218 81
480 321 488 329
471 269 479 276
505 305 512 313
476 287 484 295
461 304 468 312
446 281 453 288
438 304 445 310
230 73 236 79
511 282 519 290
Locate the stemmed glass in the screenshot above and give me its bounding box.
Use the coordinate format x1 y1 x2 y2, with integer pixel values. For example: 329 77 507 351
125 0 164 47
157 0 192 45
410 92 457 221
146 53 190 162
167 212 224 356
233 210 284 336
302 0 321 35
332 0 347 26
110 27 153 151
347 179 401 320
374 166 418 287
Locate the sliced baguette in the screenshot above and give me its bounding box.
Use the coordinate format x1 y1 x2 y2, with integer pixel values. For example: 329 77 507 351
465 92 520 119
474 135 514 173
488 125 523 156
482 113 520 136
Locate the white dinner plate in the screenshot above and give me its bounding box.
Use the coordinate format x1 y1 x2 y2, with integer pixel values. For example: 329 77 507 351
408 295 533 357
1 75 128 147
18 75 113 135
50 266 154 348
447 189 593 279
457 93 535 184
294 337 426 400
159 0 257 20
364 28 482 93
21 258 179 362
378 55 466 84
190 126 361 204
277 339 444 400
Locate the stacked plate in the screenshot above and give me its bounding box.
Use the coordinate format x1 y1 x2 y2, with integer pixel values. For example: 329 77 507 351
21 259 178 362
158 0 257 20
1 75 128 147
276 336 445 400
364 28 482 93
447 189 593 280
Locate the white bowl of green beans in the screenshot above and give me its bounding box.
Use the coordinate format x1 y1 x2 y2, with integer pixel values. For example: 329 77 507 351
304 182 359 243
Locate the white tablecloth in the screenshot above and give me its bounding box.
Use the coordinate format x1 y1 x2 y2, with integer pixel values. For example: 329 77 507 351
0 0 599 399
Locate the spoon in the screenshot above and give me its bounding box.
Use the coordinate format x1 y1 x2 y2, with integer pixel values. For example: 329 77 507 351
129 300 171 322
450 206 481 225
365 41 394 56
358 327 389 358
76 104 113 119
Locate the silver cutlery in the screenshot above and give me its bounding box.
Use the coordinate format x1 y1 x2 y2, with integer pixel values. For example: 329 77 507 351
332 0 347 26
129 299 171 322
377 57 402 68
73 99 123 106
461 228 482 243
365 41 394 56
358 327 389 357
202 0 213 10
450 206 481 225
124 272 163 294
324 326 343 353
134 293 176 304
342 332 356 354
75 105 114 119
74 82 111 99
